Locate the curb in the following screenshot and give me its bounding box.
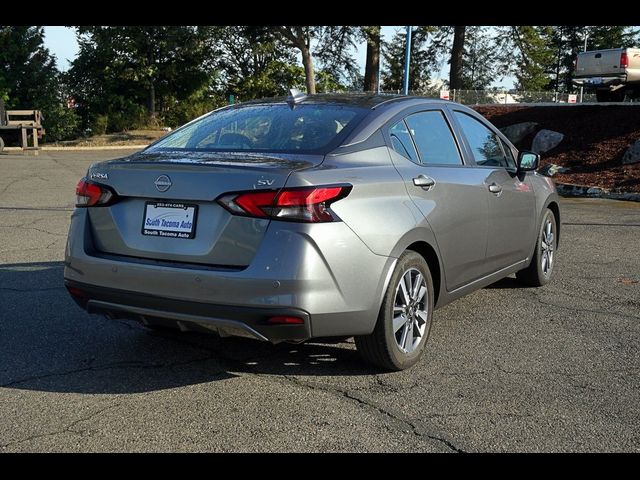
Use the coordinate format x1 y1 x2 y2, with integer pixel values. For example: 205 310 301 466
556 182 640 202
2 145 148 152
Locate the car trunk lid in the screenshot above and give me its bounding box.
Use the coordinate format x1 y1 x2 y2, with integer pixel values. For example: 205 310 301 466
85 151 322 268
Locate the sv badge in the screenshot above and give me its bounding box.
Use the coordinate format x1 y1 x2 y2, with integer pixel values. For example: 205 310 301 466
257 179 275 186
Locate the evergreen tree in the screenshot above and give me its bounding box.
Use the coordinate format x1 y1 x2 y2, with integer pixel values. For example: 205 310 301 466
215 26 303 101
69 26 218 131
381 27 436 93
460 26 497 90
495 26 555 91
361 26 381 92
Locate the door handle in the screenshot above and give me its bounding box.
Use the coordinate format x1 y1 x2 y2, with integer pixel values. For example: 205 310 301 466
413 175 435 188
488 183 502 194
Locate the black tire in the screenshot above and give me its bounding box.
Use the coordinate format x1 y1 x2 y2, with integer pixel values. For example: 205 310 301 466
596 89 626 102
611 89 626 102
355 251 434 371
0 136 4 152
516 209 558 287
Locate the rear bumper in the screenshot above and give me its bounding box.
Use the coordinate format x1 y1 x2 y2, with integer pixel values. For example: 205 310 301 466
65 279 311 342
572 75 626 89
64 208 396 340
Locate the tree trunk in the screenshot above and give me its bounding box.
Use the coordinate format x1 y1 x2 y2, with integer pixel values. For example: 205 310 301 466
363 27 381 92
449 26 466 90
148 82 156 117
300 45 316 94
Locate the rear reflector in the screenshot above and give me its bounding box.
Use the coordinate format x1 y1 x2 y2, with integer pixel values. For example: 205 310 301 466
267 316 305 325
217 184 352 223
66 285 87 299
76 178 117 207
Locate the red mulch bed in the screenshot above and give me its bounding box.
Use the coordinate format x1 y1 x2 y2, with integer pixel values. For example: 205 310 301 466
473 105 640 193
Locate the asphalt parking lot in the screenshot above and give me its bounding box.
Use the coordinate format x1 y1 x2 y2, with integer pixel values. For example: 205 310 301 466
0 149 638 452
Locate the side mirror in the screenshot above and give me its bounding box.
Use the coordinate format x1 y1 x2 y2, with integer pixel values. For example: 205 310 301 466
517 151 540 172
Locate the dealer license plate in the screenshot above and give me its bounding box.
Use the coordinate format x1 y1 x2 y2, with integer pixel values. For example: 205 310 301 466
142 202 198 239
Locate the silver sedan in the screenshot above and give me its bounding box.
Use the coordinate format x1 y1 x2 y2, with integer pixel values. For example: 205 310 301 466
64 93 560 370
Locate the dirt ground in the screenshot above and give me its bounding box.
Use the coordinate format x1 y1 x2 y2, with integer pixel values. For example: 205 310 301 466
45 129 168 147
475 105 640 193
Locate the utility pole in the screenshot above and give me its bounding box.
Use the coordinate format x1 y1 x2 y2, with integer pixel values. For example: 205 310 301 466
377 55 381 94
403 26 412 96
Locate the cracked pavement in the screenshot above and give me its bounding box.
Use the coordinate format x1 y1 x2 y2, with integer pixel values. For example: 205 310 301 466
0 150 639 452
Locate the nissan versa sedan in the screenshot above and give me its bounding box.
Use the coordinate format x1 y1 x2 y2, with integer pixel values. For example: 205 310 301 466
64 93 560 370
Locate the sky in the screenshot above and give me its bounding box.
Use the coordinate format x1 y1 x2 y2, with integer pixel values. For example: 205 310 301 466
43 26 514 89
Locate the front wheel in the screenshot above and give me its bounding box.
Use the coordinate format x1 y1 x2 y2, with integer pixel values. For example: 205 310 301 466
355 251 434 371
516 209 558 287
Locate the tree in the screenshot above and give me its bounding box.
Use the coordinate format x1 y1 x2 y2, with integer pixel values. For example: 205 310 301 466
314 26 360 89
274 27 322 94
69 26 219 131
215 26 304 101
449 26 466 90
382 27 436 93
0 26 79 141
494 26 555 91
426 26 496 90
459 26 498 90
587 25 639 50
361 26 381 92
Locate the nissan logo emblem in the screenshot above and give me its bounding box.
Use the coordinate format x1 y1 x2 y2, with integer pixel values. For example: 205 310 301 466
154 175 172 192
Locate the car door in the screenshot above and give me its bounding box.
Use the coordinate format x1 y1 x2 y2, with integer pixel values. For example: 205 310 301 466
385 108 490 291
451 110 536 273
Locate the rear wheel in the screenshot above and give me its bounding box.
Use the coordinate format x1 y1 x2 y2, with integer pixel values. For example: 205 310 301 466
355 251 434 371
596 89 625 102
516 209 557 287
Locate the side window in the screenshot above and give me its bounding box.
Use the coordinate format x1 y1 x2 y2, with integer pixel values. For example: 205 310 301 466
500 139 517 169
454 111 509 168
389 120 419 163
404 111 463 165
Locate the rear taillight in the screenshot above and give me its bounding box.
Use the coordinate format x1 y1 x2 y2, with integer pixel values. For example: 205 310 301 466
621 51 629 68
217 185 352 223
75 178 117 207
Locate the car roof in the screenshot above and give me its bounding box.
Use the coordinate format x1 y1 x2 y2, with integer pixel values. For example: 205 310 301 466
239 93 451 110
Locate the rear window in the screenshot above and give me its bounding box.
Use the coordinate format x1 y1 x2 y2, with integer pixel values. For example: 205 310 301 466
147 104 367 154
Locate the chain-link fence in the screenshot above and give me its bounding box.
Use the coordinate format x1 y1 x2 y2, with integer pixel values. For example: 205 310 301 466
375 89 600 104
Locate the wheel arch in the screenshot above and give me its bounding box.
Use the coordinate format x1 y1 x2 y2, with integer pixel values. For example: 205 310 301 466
545 199 561 249
405 241 442 308
385 227 444 308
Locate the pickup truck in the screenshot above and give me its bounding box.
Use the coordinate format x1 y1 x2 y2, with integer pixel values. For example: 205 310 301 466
573 47 640 102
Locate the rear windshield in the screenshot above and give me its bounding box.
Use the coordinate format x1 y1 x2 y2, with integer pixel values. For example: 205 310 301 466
146 103 367 154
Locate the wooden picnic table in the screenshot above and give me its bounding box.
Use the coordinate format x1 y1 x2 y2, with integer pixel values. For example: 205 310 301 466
0 109 44 152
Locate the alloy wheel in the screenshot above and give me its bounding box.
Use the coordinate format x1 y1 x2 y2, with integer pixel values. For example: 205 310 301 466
540 217 555 276
392 268 429 354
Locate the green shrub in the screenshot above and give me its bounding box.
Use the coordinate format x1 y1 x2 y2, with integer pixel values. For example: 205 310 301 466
89 114 108 135
42 104 81 142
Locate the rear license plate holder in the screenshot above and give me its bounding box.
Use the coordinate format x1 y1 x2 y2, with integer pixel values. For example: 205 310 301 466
142 202 198 239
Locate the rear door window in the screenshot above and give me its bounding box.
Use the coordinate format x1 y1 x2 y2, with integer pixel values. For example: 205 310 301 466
404 111 463 165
